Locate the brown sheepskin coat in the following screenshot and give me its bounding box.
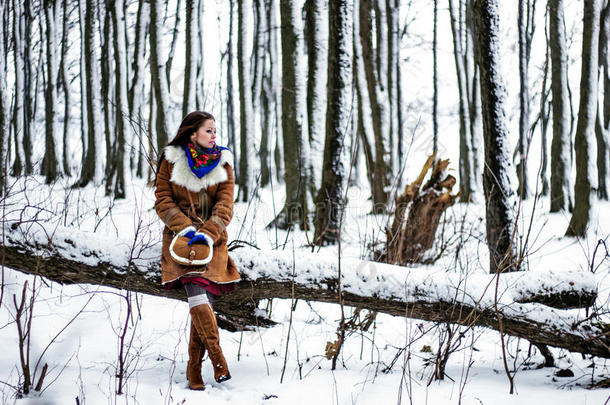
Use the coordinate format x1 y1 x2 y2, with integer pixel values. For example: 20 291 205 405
154 145 240 286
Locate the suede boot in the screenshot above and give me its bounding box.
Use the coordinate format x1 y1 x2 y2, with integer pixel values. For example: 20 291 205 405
186 322 206 390
190 303 231 383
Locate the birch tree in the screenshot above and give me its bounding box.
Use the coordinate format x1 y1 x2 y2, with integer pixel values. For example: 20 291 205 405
549 0 572 212
566 0 601 237
472 0 519 273
313 0 352 245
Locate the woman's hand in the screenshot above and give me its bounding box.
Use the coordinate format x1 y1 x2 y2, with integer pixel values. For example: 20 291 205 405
187 231 214 247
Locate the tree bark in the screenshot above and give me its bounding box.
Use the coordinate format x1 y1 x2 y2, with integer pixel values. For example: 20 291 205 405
448 0 474 202
42 0 61 184
596 0 609 200
150 0 172 152
549 0 572 212
2 228 606 358
269 0 311 230
130 0 149 178
313 0 352 246
359 0 391 213
0 0 9 195
237 0 254 202
566 0 601 237
516 0 536 200
433 0 439 153
12 0 25 177
77 0 105 187
109 0 130 198
183 0 198 116
304 0 327 195
472 0 519 273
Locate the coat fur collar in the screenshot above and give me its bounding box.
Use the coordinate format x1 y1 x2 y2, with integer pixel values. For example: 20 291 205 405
164 145 234 192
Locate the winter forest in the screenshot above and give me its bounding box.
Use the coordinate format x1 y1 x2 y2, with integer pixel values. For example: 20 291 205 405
1 0 610 403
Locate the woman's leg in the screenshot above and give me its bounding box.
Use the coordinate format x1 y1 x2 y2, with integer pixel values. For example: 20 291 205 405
184 283 212 390
184 282 231 383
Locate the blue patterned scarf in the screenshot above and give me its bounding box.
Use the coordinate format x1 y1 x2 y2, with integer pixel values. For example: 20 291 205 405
185 142 230 178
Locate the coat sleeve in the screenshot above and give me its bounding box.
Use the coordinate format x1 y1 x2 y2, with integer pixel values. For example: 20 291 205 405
198 164 235 245
154 158 194 233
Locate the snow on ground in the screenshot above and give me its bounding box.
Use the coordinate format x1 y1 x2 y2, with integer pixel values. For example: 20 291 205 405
1 175 609 404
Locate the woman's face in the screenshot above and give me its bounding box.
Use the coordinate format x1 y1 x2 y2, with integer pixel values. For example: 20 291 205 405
190 119 216 148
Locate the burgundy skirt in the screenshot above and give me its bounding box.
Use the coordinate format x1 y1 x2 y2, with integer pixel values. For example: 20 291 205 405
164 275 236 296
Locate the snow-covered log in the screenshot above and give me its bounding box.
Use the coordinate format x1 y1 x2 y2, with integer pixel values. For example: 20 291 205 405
2 221 607 358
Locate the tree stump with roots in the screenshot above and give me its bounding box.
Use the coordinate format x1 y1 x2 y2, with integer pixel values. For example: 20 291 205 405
381 154 459 265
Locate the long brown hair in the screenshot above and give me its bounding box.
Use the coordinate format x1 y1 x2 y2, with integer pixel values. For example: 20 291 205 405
154 111 215 181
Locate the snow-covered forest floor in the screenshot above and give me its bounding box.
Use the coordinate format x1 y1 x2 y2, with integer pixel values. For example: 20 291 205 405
1 174 609 405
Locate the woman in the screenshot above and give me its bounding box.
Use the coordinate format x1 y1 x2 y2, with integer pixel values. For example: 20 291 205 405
154 111 240 390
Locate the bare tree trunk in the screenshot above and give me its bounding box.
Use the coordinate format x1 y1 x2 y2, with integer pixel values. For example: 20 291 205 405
59 0 71 176
549 0 572 212
433 0 439 153
226 0 237 160
466 0 483 188
259 0 277 188
183 0 198 116
237 0 254 201
22 0 34 175
42 0 61 183
130 0 149 178
251 0 264 122
150 0 172 152
359 0 391 213
448 0 474 202
165 0 181 93
77 0 105 187
11 0 25 177
195 0 205 109
386 0 400 173
0 0 9 194
596 0 609 200
472 0 519 273
539 32 551 196
313 0 352 246
109 0 130 198
304 0 327 194
268 0 311 230
566 0 601 237
516 0 536 199
101 4 114 186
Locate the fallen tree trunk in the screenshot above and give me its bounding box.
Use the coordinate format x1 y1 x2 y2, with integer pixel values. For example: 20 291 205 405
2 221 608 358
